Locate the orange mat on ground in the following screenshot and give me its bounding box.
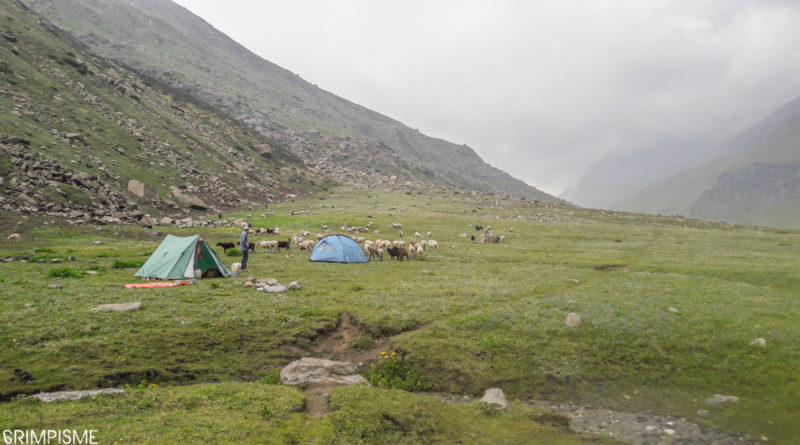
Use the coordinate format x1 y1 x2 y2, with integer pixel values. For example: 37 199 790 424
124 281 191 288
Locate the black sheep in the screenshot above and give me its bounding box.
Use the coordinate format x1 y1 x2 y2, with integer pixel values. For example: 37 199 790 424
387 246 408 261
475 225 483 231
216 242 235 251
277 238 291 251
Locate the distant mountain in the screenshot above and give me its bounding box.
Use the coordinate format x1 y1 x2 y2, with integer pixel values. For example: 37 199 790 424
618 95 800 228
23 0 556 201
565 137 711 209
1 0 322 224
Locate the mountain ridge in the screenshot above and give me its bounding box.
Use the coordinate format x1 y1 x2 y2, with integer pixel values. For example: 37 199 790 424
24 0 556 201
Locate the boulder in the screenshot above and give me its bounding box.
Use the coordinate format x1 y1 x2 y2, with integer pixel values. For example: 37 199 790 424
33 388 125 403
90 302 141 312
158 217 174 226
128 180 157 200
480 388 508 410
280 357 366 386
253 143 273 158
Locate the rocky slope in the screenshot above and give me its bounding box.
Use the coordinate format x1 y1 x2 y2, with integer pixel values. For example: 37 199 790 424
23 0 555 201
0 0 326 224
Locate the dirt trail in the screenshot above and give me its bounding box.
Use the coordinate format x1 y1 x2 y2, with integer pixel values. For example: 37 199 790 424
303 312 391 417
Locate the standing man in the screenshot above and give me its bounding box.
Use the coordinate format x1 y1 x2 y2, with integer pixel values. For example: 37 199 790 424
239 224 249 270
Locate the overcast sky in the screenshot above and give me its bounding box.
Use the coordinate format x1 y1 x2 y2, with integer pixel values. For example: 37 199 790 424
172 0 800 195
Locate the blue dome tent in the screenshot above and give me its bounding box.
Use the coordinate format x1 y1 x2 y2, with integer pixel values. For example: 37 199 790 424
309 235 368 263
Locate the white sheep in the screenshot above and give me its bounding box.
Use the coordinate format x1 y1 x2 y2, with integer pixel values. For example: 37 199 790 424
7 233 20 242
389 223 402 229
415 245 424 256
427 240 438 252
316 233 326 240
427 231 432 237
415 232 422 239
258 240 278 252
301 230 311 238
392 240 406 248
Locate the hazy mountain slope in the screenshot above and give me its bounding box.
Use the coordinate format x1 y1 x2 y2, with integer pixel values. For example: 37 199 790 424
23 0 555 200
618 95 800 227
570 97 800 212
0 0 322 224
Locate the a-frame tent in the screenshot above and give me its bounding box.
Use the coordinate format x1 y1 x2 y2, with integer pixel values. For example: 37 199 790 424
309 234 368 263
135 234 231 279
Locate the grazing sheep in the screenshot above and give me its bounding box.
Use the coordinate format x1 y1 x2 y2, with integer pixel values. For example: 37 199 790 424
321 224 329 231
258 240 278 252
316 233 326 240
415 245 424 256
389 223 402 230
398 230 404 238
216 242 235 251
387 246 408 261
508 228 514 233
415 232 422 239
277 239 291 251
392 240 406 248
475 225 483 231
297 240 315 252
7 233 20 242
427 231 432 237
367 245 383 261
427 240 438 252
355 236 366 244
301 230 311 238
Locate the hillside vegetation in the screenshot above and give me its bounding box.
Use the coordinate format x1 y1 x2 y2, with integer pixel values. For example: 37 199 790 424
1 0 325 224
22 0 555 201
1 187 798 442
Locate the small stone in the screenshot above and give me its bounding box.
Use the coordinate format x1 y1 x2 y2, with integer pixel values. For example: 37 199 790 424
243 281 253 287
50 258 62 263
645 425 658 433
566 312 582 327
92 240 103 245
697 410 710 418
705 394 739 406
85 270 98 275
90 302 141 312
567 278 580 284
288 280 301 289
749 338 766 348
664 428 676 436
48 284 63 289
480 388 508 410
668 307 679 313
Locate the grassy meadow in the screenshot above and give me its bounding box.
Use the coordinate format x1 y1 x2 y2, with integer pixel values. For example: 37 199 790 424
1 187 798 443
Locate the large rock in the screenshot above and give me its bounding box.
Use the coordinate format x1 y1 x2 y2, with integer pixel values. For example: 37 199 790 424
91 302 141 312
280 357 366 386
128 180 157 200
33 388 125 403
480 388 508 410
253 143 273 158
169 186 207 210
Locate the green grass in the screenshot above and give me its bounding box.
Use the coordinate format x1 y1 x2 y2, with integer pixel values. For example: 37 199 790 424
111 259 145 269
1 187 799 442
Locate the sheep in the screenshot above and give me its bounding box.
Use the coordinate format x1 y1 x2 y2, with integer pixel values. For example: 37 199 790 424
297 240 315 252
415 245 424 256
392 240 406 248
7 233 20 242
354 236 366 244
321 224 329 231
415 232 422 239
426 240 438 252
364 240 374 249
301 230 311 238
258 240 278 252
216 241 235 251
389 223 402 230
427 231 432 237
387 246 408 261
277 239 291 251
367 245 383 261
316 233 326 240
508 228 514 233
398 230 404 238
475 225 483 231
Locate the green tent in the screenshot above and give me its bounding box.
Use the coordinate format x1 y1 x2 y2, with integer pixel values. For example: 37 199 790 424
135 234 231 279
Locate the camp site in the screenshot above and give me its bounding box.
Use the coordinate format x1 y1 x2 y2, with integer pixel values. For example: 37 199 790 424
1 189 798 443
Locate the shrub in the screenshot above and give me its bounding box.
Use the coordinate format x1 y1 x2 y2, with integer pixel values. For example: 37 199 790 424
48 267 82 278
365 351 430 391
225 249 243 257
93 252 114 258
209 282 220 289
260 369 281 385
298 308 323 318
351 284 364 292
33 247 54 253
112 259 145 269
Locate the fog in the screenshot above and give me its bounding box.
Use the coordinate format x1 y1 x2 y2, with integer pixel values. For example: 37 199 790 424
173 0 800 196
